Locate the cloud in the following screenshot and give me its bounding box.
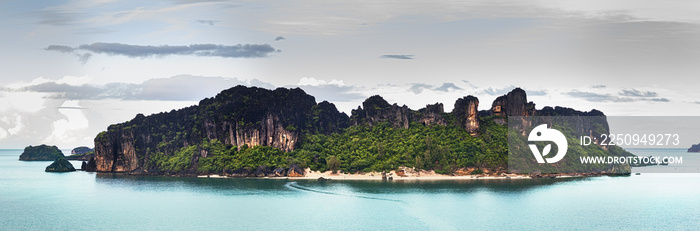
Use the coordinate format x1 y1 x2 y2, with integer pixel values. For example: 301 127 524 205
42 100 89 145
407 82 466 94
138 75 275 101
12 75 365 104
461 80 478 88
274 36 285 41
46 45 92 64
482 86 516 95
14 75 276 101
408 83 432 94
527 89 547 96
78 43 277 58
76 53 92 64
45 45 74 53
380 55 414 59
434 83 463 92
480 85 546 96
171 0 228 4
619 89 658 97
297 77 344 86
45 42 279 62
647 98 670 102
0 115 23 140
565 91 630 103
295 85 364 102
292 77 363 102
34 9 84 26
25 82 105 100
196 19 218 26
565 90 669 103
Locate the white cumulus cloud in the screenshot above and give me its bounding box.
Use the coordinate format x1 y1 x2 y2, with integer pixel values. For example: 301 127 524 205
42 100 90 145
297 77 345 86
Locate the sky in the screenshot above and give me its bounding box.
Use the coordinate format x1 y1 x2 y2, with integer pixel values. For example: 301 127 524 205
1 0 700 149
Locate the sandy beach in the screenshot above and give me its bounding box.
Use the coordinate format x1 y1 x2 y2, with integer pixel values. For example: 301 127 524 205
198 168 540 180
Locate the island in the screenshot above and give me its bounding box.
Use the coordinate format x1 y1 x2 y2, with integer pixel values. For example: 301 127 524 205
65 146 95 161
688 143 700 152
45 158 76 172
19 145 65 161
91 85 632 177
71 146 93 155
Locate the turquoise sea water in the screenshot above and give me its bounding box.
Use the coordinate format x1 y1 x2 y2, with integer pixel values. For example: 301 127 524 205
1 149 699 230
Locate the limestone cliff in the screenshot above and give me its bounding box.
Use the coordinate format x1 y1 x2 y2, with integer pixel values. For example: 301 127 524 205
490 88 535 117
350 95 412 129
537 106 610 139
490 88 609 137
452 96 479 136
94 86 349 172
349 96 452 129
417 103 447 126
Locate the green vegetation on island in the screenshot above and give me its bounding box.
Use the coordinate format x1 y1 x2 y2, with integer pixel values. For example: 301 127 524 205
148 118 507 175
45 158 76 172
66 150 95 161
19 145 65 161
72 146 93 154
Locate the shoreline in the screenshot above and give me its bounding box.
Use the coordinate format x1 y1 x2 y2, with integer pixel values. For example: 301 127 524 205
194 168 595 180
98 167 625 180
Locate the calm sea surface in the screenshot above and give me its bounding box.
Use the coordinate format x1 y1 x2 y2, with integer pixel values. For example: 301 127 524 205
1 149 699 230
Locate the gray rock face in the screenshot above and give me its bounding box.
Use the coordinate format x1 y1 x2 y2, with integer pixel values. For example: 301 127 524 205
689 143 700 152
84 157 97 172
287 164 305 177
351 95 412 129
453 96 480 136
417 103 447 126
351 97 451 129
254 165 272 177
273 167 286 177
491 88 533 117
94 86 349 172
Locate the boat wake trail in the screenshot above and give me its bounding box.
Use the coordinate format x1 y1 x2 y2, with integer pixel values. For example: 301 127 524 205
285 182 403 203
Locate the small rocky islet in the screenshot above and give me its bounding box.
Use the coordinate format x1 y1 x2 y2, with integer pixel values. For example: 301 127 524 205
45 158 76 172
